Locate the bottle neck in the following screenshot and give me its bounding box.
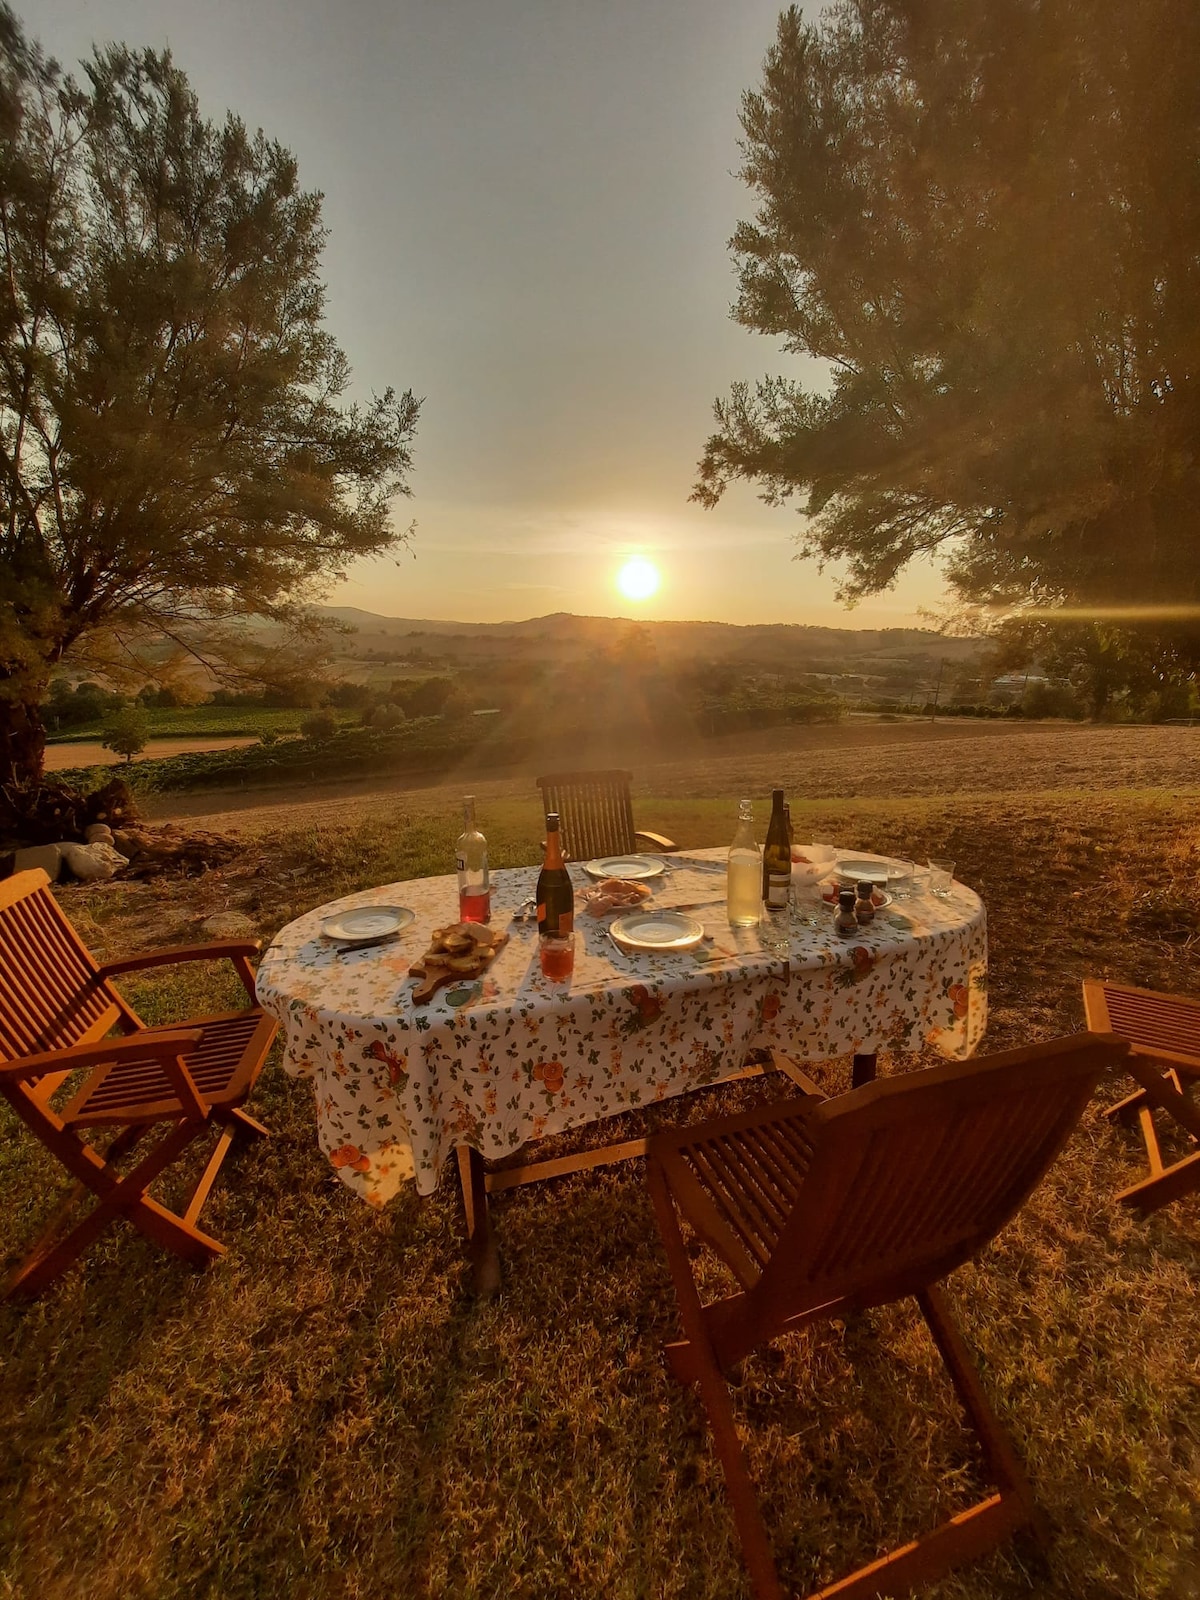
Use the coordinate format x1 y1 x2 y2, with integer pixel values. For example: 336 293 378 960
543 826 564 869
462 797 476 827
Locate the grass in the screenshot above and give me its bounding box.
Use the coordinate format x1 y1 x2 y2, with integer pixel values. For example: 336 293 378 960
3 784 1200 1599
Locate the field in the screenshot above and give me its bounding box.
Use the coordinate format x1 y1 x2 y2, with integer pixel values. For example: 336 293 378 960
45 706 355 742
2 724 1199 1600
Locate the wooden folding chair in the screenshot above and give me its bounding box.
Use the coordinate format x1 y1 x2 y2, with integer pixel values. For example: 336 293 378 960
646 1032 1127 1600
0 869 277 1299
535 769 677 861
1083 979 1200 1215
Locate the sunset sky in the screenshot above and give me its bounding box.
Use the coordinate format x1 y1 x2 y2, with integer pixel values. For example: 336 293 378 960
27 0 948 629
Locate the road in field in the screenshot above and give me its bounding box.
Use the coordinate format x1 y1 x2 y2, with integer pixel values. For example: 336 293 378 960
44 736 259 771
147 721 1200 835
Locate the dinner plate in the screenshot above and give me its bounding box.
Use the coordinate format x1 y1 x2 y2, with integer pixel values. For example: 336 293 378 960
610 909 704 951
320 905 414 944
835 854 911 885
583 855 666 881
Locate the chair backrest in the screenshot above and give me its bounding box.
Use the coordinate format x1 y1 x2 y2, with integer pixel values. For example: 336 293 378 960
754 1033 1125 1321
536 769 637 861
0 870 127 1064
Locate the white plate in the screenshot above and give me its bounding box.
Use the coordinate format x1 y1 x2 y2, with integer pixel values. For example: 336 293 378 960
610 909 704 951
583 855 666 881
835 854 911 885
321 905 414 944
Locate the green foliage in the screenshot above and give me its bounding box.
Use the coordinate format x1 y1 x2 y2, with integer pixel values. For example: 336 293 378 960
696 0 1200 630
0 10 420 790
99 706 150 761
299 710 337 741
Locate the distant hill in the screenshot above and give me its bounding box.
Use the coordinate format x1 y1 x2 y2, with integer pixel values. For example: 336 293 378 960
318 607 983 671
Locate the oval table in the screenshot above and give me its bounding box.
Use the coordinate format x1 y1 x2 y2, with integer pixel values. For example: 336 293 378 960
257 849 986 1289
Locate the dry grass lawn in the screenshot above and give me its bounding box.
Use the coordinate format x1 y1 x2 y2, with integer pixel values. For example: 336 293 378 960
3 727 1200 1600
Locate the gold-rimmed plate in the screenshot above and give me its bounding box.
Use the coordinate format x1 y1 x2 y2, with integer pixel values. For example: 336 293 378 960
610 909 704 952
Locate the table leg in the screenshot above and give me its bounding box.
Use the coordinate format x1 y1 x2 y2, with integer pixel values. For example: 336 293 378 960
852 1052 877 1089
456 1145 501 1299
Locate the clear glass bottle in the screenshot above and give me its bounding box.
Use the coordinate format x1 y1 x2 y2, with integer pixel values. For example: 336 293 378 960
455 795 491 922
727 799 762 928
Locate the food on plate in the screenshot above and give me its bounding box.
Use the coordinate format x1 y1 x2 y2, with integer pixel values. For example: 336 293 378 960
409 921 508 1004
791 849 811 864
583 877 653 917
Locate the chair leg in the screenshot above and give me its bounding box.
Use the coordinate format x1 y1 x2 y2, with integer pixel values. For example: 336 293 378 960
456 1145 501 1298
224 1105 271 1141
648 1160 786 1600
1114 1151 1200 1216
1108 1060 1200 1214
917 1285 1049 1549
3 1117 224 1300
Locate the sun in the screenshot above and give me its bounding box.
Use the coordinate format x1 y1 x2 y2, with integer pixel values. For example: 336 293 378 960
616 556 660 603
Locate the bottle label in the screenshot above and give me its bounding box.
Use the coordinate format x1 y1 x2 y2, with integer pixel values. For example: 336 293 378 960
537 904 573 935
456 855 466 873
766 872 790 910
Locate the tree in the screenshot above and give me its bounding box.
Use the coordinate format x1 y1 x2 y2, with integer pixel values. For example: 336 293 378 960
0 13 420 804
100 705 149 762
694 0 1200 641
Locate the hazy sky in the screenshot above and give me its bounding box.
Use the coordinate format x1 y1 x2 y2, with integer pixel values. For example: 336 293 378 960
26 0 946 628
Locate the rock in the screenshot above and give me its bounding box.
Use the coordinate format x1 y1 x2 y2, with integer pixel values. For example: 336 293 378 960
63 841 128 881
12 843 65 881
85 823 114 845
201 911 257 939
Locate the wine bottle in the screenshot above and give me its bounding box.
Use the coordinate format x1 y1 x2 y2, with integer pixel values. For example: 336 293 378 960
762 788 791 913
536 812 574 936
456 795 491 922
727 798 762 928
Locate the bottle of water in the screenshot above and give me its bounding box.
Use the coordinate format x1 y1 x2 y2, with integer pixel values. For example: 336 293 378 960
727 799 762 928
456 795 491 922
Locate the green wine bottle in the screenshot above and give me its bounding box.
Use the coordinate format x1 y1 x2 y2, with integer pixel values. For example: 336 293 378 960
762 788 791 913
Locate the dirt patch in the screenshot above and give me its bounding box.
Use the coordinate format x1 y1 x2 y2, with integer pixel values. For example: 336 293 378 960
146 721 1200 835
43 736 259 771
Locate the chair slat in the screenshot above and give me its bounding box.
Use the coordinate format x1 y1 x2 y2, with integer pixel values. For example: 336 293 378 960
535 770 639 861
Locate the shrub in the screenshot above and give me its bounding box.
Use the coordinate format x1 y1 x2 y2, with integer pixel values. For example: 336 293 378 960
299 710 337 740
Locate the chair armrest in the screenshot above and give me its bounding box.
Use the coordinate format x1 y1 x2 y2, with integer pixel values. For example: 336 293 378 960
99 941 262 1002
0 1029 205 1081
635 830 678 852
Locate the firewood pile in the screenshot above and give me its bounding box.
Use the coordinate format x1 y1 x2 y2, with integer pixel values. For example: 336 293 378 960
1 776 239 881
111 824 240 879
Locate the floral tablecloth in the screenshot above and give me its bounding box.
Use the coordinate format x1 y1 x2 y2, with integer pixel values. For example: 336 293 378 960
256 849 987 1206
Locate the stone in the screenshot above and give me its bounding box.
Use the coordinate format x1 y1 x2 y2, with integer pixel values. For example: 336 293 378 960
201 911 257 939
85 823 114 845
12 843 65 881
63 841 128 881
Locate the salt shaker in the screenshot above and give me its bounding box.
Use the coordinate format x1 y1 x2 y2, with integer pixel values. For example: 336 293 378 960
855 882 875 924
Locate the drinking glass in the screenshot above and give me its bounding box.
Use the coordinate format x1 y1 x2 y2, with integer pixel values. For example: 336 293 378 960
889 859 917 899
538 931 575 985
762 906 791 956
927 858 955 898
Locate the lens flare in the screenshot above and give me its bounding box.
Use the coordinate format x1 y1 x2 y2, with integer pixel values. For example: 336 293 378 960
616 557 660 602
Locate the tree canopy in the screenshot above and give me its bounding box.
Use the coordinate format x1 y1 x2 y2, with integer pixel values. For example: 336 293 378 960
695 0 1200 638
0 10 420 800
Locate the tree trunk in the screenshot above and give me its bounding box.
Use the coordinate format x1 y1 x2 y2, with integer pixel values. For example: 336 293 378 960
0 693 47 793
